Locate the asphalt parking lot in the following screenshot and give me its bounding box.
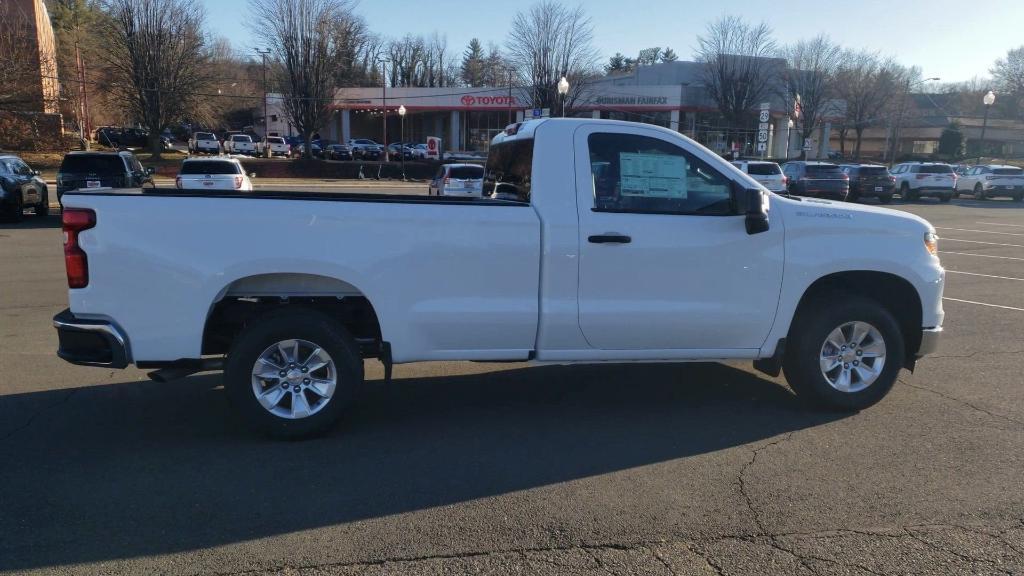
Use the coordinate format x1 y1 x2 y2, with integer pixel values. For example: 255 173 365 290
1 197 1022 575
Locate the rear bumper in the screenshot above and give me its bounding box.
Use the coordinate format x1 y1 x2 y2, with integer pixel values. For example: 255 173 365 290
910 186 954 195
53 308 130 368
917 327 942 358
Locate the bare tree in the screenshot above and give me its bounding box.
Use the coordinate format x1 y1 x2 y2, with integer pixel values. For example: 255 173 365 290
250 0 357 158
506 1 600 112
778 35 844 159
991 46 1024 121
695 16 780 137
834 52 905 159
101 0 212 156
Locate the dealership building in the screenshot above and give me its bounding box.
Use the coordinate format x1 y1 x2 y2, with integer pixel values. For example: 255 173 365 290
266 60 840 159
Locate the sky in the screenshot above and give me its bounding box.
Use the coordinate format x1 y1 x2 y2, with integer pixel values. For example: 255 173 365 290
203 0 1024 84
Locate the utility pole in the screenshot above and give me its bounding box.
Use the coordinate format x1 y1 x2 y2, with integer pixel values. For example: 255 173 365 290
255 48 271 151
507 66 514 124
380 58 390 163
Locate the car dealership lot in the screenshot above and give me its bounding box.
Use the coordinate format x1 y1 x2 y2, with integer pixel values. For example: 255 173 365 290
1 199 1022 575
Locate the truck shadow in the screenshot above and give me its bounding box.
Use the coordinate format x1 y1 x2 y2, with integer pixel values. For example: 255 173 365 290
0 362 846 571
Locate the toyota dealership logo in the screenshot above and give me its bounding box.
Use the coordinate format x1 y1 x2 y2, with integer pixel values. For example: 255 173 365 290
460 95 517 107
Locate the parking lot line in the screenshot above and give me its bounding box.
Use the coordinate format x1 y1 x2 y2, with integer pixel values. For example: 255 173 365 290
946 270 1024 281
943 297 1024 312
975 222 1024 228
935 227 1024 237
940 251 1024 261
941 238 1024 248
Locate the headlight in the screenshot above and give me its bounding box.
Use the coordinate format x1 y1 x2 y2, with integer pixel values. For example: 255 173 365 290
924 232 939 256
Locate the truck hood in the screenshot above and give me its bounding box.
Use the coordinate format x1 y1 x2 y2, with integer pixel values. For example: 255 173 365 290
773 194 934 235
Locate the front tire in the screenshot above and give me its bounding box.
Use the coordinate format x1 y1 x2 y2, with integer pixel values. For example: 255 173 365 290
783 294 904 411
974 184 986 200
224 308 363 439
35 189 49 217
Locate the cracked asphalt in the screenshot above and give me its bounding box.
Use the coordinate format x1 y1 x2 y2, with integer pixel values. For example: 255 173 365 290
1 198 1022 575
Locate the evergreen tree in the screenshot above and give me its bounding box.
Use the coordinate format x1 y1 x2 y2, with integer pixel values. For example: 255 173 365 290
460 38 486 87
661 47 678 62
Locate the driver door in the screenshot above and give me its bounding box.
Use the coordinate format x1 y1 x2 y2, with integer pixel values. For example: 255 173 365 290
574 125 784 351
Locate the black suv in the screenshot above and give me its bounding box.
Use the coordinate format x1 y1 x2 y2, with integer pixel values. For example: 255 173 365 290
57 151 155 202
839 164 895 203
0 154 49 222
781 161 849 201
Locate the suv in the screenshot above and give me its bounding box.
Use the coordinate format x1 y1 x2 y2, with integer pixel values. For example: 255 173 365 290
840 164 896 204
890 162 955 202
349 139 384 160
781 161 849 200
0 154 49 221
56 151 155 202
731 160 785 192
953 164 1024 201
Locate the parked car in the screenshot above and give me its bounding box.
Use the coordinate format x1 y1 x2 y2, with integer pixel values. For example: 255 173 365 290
839 164 896 203
730 160 786 193
349 139 384 160
95 127 150 149
953 164 1024 201
0 154 49 221
56 151 154 202
188 132 221 155
297 141 324 157
409 143 430 159
781 161 849 200
429 164 485 196
387 142 414 160
175 158 253 191
890 162 955 202
225 134 257 156
258 136 290 157
53 118 946 439
324 144 353 161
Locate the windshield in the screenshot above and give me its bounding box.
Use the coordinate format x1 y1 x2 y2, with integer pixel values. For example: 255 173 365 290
180 161 241 175
59 155 126 174
448 166 484 179
858 166 888 176
745 163 781 176
805 164 843 177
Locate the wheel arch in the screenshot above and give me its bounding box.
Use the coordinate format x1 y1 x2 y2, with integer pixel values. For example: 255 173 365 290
791 271 923 364
202 272 385 359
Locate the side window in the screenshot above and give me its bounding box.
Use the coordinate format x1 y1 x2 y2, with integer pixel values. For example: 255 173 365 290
131 156 144 173
14 161 32 175
588 132 733 215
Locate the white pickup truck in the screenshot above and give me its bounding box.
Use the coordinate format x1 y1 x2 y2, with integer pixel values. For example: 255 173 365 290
225 134 257 156
53 119 945 439
258 136 290 157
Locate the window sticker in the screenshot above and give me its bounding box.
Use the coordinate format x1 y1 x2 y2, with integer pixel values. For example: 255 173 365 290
619 153 686 199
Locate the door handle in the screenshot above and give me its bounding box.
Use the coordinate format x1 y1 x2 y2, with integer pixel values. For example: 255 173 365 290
588 234 632 244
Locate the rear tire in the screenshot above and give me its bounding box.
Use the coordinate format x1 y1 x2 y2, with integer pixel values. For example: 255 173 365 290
939 193 952 203
1013 193 1023 202
224 308 363 439
783 293 904 411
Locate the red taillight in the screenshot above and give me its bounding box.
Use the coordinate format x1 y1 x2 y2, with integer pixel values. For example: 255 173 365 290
175 176 182 189
234 175 243 189
782 176 788 184
63 208 95 289
444 177 451 185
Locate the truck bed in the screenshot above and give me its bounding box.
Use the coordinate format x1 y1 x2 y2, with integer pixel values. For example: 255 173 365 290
61 188 540 363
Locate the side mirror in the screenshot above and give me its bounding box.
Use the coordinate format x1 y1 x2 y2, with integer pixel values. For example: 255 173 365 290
737 184 769 235
249 172 257 178
32 169 40 176
145 166 156 175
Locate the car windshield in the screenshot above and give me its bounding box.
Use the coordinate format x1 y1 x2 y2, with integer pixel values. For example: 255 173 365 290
449 166 484 179
805 164 842 176
746 163 781 176
232 135 251 142
858 166 888 176
59 155 125 174
919 165 953 174
266 137 284 144
993 167 1023 175
180 161 241 175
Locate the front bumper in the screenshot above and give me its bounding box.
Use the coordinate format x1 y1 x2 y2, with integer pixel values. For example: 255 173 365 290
53 308 130 368
917 327 942 358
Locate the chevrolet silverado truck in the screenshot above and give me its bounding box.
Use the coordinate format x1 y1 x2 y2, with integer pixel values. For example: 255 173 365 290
53 119 945 439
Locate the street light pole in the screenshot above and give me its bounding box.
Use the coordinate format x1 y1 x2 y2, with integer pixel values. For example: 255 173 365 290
979 90 996 164
398 105 407 181
785 119 794 160
557 76 569 118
